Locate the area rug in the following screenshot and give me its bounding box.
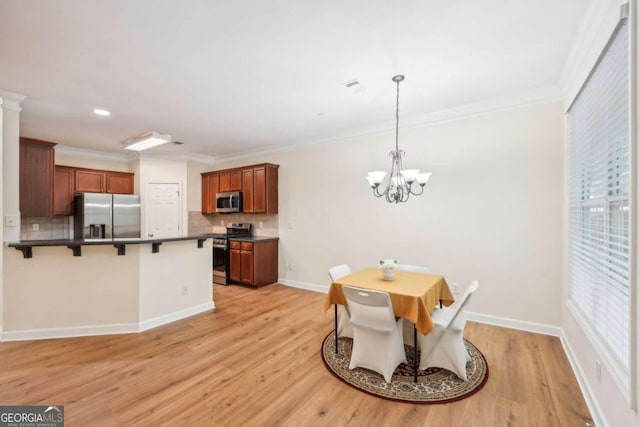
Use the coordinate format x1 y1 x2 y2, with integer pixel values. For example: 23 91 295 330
321 332 489 404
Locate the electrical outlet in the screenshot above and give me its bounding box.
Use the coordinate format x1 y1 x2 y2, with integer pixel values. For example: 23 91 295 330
452 283 460 294
259 221 264 228
32 223 40 231
182 285 188 296
595 359 601 383
289 263 294 271
4 215 17 227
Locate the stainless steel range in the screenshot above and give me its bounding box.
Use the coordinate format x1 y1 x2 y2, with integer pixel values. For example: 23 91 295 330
212 223 252 285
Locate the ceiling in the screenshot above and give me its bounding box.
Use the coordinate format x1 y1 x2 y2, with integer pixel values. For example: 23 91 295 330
0 0 590 159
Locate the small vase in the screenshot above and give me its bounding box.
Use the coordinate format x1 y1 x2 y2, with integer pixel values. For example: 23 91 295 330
382 268 395 281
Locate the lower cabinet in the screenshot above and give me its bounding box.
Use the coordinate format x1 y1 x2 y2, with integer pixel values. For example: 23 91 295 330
229 239 278 287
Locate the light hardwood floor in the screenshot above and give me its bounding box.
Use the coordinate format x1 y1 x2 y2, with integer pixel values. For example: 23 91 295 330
0 284 592 426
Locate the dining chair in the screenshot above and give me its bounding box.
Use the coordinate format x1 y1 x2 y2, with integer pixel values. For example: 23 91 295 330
395 264 429 273
417 280 479 381
328 264 353 339
342 285 407 383
396 264 430 345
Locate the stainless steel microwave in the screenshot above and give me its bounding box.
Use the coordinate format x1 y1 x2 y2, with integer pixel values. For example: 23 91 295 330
216 191 243 213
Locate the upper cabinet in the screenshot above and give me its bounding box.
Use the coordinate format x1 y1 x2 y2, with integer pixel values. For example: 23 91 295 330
219 170 242 192
106 171 134 194
242 164 278 214
20 137 56 218
54 166 134 217
201 163 278 215
201 173 219 214
53 165 75 216
75 169 105 193
74 168 134 194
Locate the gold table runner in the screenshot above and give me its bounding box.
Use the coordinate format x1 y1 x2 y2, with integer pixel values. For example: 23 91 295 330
324 267 455 335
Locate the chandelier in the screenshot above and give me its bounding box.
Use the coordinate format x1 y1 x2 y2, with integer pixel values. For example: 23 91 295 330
366 75 431 203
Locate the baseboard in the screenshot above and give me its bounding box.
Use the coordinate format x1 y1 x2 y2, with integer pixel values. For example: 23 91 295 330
559 330 608 427
278 278 328 293
465 311 562 337
138 302 215 332
0 302 216 341
0 322 139 341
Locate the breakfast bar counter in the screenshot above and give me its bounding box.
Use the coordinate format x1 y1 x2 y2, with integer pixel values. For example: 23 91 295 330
7 234 215 258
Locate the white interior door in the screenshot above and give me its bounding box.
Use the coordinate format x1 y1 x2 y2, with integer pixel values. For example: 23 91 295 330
147 182 182 238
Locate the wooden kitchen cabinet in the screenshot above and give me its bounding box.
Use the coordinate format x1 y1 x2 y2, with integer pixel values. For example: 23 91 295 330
202 163 278 215
241 163 279 214
75 169 105 193
20 137 56 217
74 168 134 194
219 170 241 192
253 164 278 214
228 239 278 287
201 172 219 214
106 171 134 194
53 165 75 216
242 169 254 213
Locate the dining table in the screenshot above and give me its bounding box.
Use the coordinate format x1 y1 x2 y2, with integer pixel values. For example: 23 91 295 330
324 267 455 382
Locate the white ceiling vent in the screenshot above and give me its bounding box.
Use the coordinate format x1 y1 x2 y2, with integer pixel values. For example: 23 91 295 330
344 79 366 93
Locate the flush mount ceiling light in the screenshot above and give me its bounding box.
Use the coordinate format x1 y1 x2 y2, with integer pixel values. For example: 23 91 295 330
123 131 172 151
366 75 431 203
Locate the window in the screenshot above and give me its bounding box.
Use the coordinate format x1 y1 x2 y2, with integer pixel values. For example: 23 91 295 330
567 17 630 389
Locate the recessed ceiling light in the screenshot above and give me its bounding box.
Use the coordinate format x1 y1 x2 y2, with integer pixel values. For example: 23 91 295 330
93 108 111 116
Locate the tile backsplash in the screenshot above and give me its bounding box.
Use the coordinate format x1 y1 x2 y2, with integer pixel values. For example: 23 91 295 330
21 217 72 240
21 212 278 240
188 211 278 237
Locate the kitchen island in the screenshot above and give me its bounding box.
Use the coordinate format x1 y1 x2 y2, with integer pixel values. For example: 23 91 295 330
2 235 215 341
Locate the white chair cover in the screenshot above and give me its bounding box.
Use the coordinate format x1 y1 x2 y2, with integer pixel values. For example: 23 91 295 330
396 264 430 344
342 285 407 383
328 264 353 338
417 280 479 381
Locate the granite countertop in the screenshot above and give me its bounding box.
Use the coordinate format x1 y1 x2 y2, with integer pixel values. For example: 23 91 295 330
7 234 216 247
228 236 279 242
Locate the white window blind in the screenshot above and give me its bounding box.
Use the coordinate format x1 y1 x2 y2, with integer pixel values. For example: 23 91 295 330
567 17 630 376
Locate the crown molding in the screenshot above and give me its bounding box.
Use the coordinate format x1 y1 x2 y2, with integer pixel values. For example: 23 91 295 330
213 84 562 165
137 151 217 164
55 144 133 163
0 89 26 112
55 144 217 165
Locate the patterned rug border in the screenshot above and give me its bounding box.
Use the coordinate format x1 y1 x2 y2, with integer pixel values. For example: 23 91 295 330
320 332 489 404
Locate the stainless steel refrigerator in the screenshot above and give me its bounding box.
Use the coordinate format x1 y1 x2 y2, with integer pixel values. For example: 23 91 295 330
74 193 141 239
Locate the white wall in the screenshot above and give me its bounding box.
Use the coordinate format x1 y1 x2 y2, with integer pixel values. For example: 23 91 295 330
3 245 140 332
138 239 212 323
187 161 211 212
2 105 21 242
210 101 564 326
54 151 132 172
